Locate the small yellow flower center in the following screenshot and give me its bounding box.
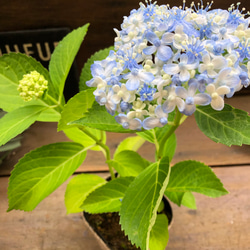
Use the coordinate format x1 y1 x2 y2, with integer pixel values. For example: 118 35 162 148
17 71 48 102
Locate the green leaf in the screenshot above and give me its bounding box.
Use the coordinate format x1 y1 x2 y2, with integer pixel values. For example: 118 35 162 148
181 192 197 209
65 174 106 214
166 191 197 209
0 105 47 147
63 127 106 151
114 135 146 158
71 104 134 133
137 129 156 143
58 89 95 130
195 104 250 146
79 46 114 91
137 125 176 161
49 24 89 99
120 156 171 250
149 214 169 250
59 89 105 151
81 177 134 213
165 160 228 206
108 150 150 177
0 53 60 121
8 142 87 211
162 133 176 162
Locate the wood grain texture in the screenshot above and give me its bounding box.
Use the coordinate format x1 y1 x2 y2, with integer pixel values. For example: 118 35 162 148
1 167 250 250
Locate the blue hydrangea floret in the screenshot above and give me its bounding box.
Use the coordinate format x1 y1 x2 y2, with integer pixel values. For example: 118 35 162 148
86 1 250 130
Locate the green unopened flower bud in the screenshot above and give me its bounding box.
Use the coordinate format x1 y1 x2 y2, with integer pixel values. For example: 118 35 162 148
17 70 48 102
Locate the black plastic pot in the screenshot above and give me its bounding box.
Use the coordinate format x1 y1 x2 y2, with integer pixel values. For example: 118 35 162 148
83 195 173 250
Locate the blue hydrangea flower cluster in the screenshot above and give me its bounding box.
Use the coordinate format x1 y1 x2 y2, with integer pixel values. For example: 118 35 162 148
86 1 250 130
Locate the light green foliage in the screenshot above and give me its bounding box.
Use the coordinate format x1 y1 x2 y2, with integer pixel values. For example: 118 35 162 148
65 174 106 214
8 142 87 211
149 214 169 250
58 89 95 130
2 23 238 250
0 53 57 112
49 24 89 101
71 104 135 133
119 157 170 250
79 46 114 91
81 176 134 213
58 89 105 151
0 105 47 147
114 135 146 157
137 125 176 161
195 104 250 146
165 160 228 206
108 150 150 177
181 192 197 210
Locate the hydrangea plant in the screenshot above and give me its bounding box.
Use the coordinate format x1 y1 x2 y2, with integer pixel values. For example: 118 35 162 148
1 1 250 249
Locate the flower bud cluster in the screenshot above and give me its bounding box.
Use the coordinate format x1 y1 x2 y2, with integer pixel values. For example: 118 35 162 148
18 71 48 102
87 1 250 130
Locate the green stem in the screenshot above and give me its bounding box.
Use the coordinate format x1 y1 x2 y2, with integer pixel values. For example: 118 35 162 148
157 109 187 160
79 127 115 180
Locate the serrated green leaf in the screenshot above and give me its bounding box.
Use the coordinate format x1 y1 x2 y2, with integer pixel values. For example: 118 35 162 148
137 125 176 161
195 104 250 146
65 174 106 214
114 135 145 158
164 190 184 207
63 127 105 151
119 156 171 250
137 129 156 143
0 53 61 121
58 89 95 130
58 89 105 151
8 142 87 211
162 133 176 162
49 24 89 100
108 150 150 177
166 191 197 209
149 214 169 250
71 104 134 133
81 176 134 213
79 46 114 91
0 105 47 147
165 160 228 206
181 192 197 209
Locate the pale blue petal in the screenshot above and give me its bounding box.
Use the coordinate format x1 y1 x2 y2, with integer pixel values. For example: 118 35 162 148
143 117 162 130
139 71 155 83
143 46 157 55
194 93 211 105
175 86 188 99
91 63 103 76
126 78 140 91
115 114 128 124
145 31 159 44
157 46 173 61
105 61 117 76
187 82 198 96
175 98 185 112
179 70 190 82
162 100 176 113
155 105 167 118
129 118 142 130
163 64 180 75
182 104 196 116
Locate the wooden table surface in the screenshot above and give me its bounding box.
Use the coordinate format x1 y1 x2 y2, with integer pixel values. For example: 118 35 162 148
1 95 250 250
